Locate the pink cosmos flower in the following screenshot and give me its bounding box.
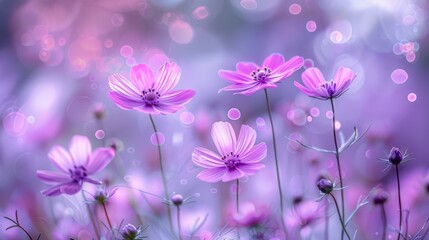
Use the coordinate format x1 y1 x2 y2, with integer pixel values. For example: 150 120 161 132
37 135 115 196
294 67 357 100
218 53 304 95
192 122 266 182
109 62 195 115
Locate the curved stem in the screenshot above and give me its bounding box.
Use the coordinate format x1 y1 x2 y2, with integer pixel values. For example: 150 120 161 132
149 114 174 235
330 194 352 240
81 191 100 239
381 203 387 240
329 98 345 240
176 206 182 240
325 198 329 240
395 164 403 240
263 89 286 233
102 203 113 231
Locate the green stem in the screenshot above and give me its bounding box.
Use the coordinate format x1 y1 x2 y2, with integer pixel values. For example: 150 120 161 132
263 89 286 233
81 191 100 239
381 203 387 240
148 114 174 236
102 203 113 231
395 164 403 240
176 206 182 240
330 194 351 240
329 98 345 240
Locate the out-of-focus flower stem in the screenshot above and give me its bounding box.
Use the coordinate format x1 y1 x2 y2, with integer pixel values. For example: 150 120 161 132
263 89 286 234
236 179 240 239
149 114 174 236
329 98 345 240
395 164 403 240
176 206 182 240
102 202 113 231
81 190 100 239
330 193 351 240
381 203 387 240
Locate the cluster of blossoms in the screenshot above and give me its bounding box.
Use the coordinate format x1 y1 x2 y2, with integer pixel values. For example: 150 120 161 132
30 53 420 240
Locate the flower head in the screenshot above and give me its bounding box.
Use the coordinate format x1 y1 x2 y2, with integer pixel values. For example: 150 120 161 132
192 122 266 182
120 224 145 240
294 67 356 100
37 135 115 196
317 178 333 194
109 62 195 115
218 54 304 95
388 147 403 165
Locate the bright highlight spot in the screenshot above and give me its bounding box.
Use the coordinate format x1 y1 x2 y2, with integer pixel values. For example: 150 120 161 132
227 108 241 120
407 93 417 102
391 69 408 84
289 3 302 15
306 21 317 32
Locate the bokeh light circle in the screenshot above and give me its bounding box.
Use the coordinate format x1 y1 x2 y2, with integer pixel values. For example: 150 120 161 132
151 132 166 146
3 111 29 137
391 69 408 84
227 108 241 120
407 93 417 102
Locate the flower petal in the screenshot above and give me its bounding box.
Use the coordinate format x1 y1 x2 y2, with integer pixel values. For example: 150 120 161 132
236 62 258 75
238 163 265 175
301 67 325 89
269 56 304 83
86 148 115 174
37 170 70 184
222 168 245 182
197 167 226 183
135 104 161 115
130 64 155 91
159 89 195 106
218 83 258 94
109 92 143 110
41 184 65 196
211 122 237 157
155 62 181 94
48 146 74 173
235 125 256 156
333 67 355 90
218 70 253 84
69 135 92 166
237 82 277 95
192 147 224 168
241 143 267 163
109 74 140 97
294 81 320 98
60 182 82 195
262 53 285 70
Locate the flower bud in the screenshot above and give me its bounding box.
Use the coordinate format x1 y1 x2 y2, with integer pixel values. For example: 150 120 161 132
121 224 138 240
372 188 388 205
388 147 403 165
317 178 333 194
171 194 183 206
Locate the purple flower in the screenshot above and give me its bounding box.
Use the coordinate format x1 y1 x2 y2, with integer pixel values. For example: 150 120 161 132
109 62 195 115
192 122 266 182
37 135 115 196
218 54 304 95
294 67 357 99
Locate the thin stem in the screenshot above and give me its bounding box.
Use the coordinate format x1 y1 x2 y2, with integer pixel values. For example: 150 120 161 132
330 194 352 240
263 89 286 232
148 114 174 235
176 206 182 240
395 164 403 240
102 203 113 231
325 199 329 240
329 98 345 240
236 179 240 213
381 203 387 240
81 191 100 239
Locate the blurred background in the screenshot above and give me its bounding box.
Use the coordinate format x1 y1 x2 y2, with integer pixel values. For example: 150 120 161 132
1 0 429 239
